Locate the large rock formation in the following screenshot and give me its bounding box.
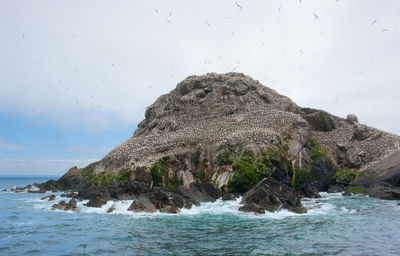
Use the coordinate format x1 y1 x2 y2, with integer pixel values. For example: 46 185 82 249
39 72 400 213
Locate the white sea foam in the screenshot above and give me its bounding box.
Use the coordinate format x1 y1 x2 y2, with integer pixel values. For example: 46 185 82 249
341 206 357 214
31 192 344 219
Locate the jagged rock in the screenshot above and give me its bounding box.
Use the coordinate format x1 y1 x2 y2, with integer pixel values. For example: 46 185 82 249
221 193 238 201
239 178 306 214
128 197 156 213
10 186 26 193
60 191 78 198
296 184 321 198
80 186 111 208
51 199 77 212
352 151 400 200
41 195 56 201
27 188 46 193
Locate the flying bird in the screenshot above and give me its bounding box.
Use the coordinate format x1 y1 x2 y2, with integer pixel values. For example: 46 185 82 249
313 13 319 21
205 19 211 27
154 9 159 14
382 29 388 33
278 7 282 12
235 2 242 10
261 42 264 47
371 19 377 26
169 11 172 16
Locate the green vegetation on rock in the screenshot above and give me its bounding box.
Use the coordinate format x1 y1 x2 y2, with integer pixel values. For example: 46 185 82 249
333 169 356 187
217 150 235 165
344 186 365 193
150 157 183 190
291 167 313 189
228 149 271 193
290 135 336 189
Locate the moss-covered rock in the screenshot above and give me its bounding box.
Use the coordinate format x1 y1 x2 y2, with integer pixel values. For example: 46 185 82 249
217 150 235 165
150 157 183 190
333 169 356 187
344 186 365 193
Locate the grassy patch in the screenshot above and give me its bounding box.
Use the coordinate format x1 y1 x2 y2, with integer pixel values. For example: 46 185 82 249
344 186 365 193
333 169 356 187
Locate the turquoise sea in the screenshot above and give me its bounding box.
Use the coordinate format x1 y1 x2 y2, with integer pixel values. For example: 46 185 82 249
1 176 400 256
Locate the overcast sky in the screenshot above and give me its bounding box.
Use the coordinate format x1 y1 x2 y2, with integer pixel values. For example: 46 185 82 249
1 0 399 175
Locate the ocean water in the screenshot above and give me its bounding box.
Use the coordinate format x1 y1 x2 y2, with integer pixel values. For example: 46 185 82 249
1 177 400 256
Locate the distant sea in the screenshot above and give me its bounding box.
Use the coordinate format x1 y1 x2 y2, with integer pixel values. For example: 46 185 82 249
1 176 400 256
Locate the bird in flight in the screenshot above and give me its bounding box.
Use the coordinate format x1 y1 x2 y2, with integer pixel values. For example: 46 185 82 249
205 20 211 27
371 19 377 26
154 9 159 14
382 29 388 33
235 2 242 10
313 13 319 21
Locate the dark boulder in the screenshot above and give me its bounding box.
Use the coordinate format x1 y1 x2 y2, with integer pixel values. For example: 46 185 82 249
51 199 77 212
61 191 78 198
301 109 336 132
296 184 320 198
107 206 116 213
159 205 180 214
239 178 307 214
352 151 400 200
310 155 337 191
128 196 156 213
365 182 400 200
41 195 56 201
79 185 110 208
238 203 265 214
342 191 352 196
221 193 239 201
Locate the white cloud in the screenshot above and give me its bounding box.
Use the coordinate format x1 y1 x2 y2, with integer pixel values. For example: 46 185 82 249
0 158 98 175
0 138 27 152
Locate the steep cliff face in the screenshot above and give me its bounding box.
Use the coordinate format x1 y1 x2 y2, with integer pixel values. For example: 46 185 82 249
40 72 400 213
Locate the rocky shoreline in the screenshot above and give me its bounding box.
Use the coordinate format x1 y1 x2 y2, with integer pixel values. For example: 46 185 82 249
13 72 400 214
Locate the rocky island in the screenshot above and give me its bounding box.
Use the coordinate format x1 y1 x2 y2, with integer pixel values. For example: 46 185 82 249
37 72 400 214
